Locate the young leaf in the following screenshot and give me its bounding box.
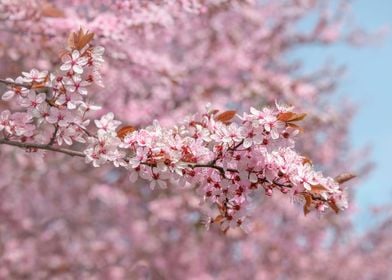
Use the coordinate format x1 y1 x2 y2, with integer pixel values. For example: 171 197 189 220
302 193 313 215
215 110 236 124
278 112 307 122
117 125 136 139
328 200 340 214
67 28 94 51
214 215 225 224
311 184 328 194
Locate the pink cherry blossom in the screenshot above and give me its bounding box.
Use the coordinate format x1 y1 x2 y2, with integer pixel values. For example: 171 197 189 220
64 76 90 96
0 2 389 279
46 107 73 127
0 110 11 132
1 77 28 101
60 50 88 74
94 112 121 133
19 91 46 109
21 68 48 83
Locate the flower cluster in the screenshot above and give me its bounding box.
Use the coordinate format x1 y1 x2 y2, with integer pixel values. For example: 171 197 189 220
0 110 35 138
84 112 125 167
1 29 103 147
0 30 349 231
89 104 348 230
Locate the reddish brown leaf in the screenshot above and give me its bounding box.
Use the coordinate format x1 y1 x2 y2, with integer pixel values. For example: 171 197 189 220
310 184 328 194
214 215 225 224
215 110 236 123
302 193 313 215
328 200 340 214
67 28 94 51
277 112 295 122
290 113 307 122
334 173 356 184
117 125 136 139
278 112 307 122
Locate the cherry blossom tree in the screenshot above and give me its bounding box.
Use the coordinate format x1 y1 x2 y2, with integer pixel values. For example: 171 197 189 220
0 0 390 279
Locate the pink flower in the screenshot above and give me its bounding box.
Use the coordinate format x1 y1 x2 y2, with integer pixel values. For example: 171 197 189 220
64 76 90 96
32 103 50 121
79 102 102 113
89 69 104 87
241 125 263 148
0 110 35 136
296 163 319 191
46 107 73 127
248 107 285 140
0 110 11 132
210 122 243 145
19 92 46 108
2 77 29 101
56 91 83 109
56 126 76 146
94 112 122 133
21 69 48 83
9 112 35 137
84 130 124 167
140 170 169 190
90 46 105 67
60 50 88 74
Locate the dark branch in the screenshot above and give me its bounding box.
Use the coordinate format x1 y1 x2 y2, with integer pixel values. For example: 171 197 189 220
0 139 85 157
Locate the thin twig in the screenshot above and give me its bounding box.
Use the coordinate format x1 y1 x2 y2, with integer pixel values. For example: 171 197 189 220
48 125 59 145
0 139 85 157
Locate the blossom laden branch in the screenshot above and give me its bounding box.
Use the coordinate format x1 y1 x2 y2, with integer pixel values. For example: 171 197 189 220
0 29 354 232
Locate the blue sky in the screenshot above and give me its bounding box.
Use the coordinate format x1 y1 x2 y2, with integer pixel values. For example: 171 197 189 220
294 0 392 230
347 1 392 229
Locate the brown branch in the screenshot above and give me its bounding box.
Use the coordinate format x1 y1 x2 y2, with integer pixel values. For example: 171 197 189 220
188 163 226 176
0 139 238 175
48 125 59 145
0 139 85 157
187 163 238 178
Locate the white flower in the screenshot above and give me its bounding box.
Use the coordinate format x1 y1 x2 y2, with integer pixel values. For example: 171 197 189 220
64 76 90 95
19 92 46 108
148 172 169 190
56 91 83 109
0 110 11 132
21 69 48 83
2 77 29 101
79 102 102 113
242 127 263 148
94 112 121 133
46 107 73 127
60 50 88 74
91 46 105 66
